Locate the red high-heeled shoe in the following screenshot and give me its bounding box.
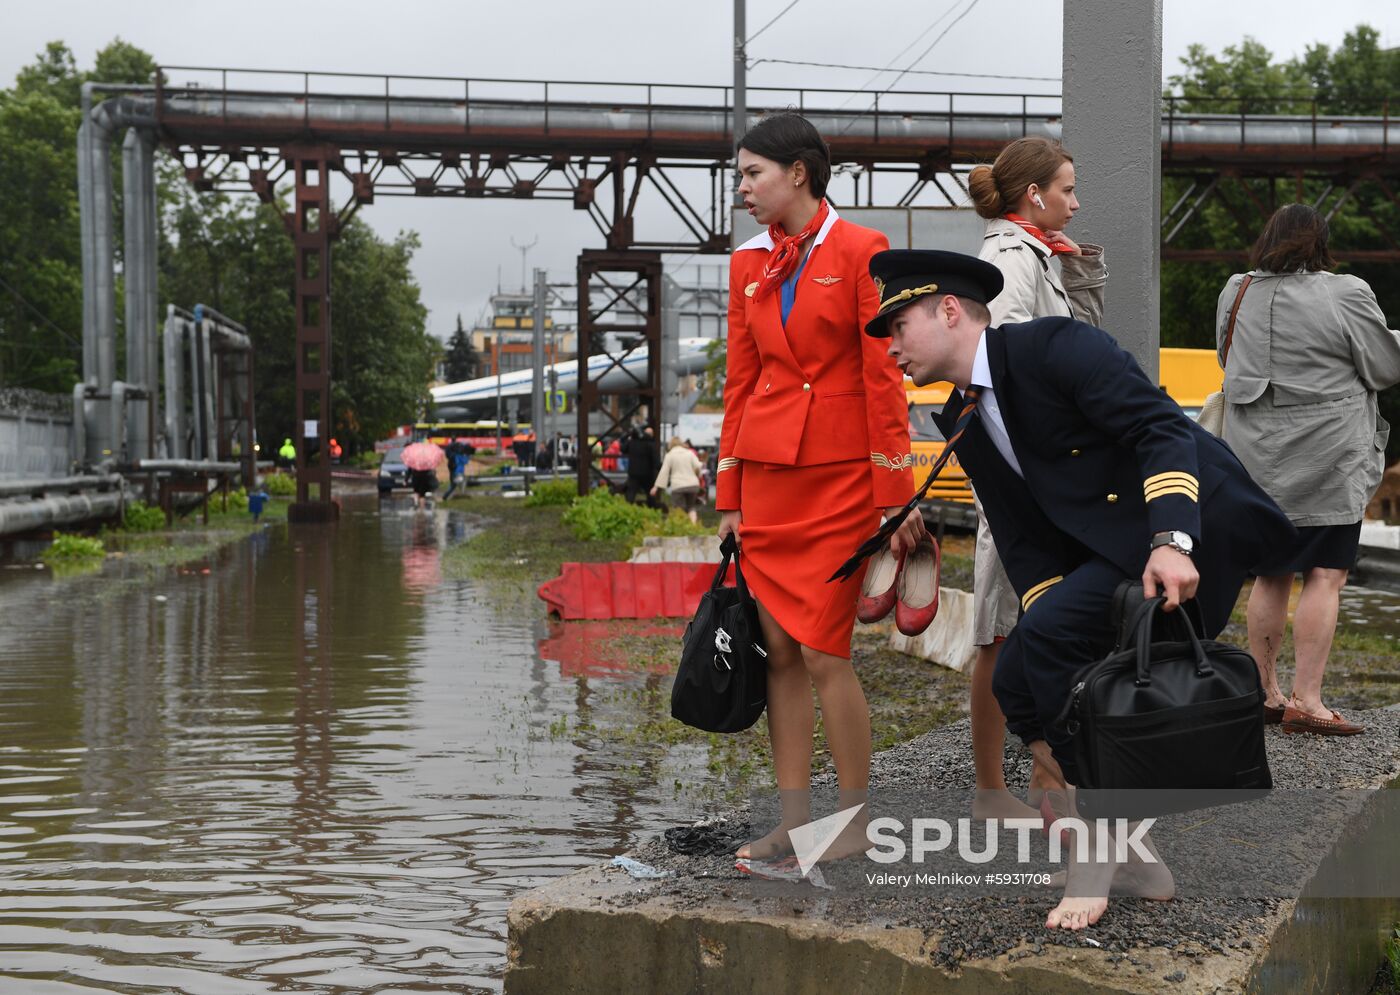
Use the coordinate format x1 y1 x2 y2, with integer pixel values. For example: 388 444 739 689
857 544 905 623
894 536 940 636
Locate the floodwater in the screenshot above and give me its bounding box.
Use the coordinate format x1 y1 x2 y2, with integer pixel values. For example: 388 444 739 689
0 494 696 994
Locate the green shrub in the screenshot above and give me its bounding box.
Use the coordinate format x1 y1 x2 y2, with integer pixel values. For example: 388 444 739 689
562 488 660 542
42 532 105 561
224 487 249 512
122 500 167 532
349 451 381 469
1387 925 1400 989
264 472 296 496
642 508 711 538
525 479 578 507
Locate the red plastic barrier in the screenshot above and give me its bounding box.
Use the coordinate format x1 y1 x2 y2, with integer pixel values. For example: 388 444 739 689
537 560 733 620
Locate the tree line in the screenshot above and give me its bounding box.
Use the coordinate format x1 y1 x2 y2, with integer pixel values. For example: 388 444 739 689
0 40 439 454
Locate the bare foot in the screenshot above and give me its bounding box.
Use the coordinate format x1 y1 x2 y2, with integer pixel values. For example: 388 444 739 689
810 818 871 864
735 825 798 861
1045 895 1108 930
971 788 1042 822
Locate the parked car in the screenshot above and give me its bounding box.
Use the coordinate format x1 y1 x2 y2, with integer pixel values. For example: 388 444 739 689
378 445 411 494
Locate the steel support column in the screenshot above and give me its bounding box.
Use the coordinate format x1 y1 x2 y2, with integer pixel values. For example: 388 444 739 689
287 148 337 514
575 251 663 496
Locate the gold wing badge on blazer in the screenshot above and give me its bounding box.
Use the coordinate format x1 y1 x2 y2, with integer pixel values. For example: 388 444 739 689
812 275 842 286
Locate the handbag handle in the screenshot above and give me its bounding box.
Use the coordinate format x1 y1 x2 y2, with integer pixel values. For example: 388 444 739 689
714 534 755 605
1220 273 1253 369
1131 595 1213 686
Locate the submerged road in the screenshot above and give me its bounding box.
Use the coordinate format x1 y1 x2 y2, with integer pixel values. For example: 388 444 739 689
0 494 694 993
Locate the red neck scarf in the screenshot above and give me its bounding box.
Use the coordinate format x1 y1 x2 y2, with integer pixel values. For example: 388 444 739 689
755 200 830 300
1005 212 1075 256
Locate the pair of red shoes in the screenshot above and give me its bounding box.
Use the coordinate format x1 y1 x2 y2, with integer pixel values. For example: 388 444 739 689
856 536 941 636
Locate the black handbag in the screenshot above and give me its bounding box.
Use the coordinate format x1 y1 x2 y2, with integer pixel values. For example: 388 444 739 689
1059 593 1271 815
671 535 768 733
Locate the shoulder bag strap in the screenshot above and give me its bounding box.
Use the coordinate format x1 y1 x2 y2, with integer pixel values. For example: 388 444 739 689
1221 274 1253 368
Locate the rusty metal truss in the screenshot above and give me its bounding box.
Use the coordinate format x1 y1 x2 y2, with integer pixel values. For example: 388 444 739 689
575 252 663 495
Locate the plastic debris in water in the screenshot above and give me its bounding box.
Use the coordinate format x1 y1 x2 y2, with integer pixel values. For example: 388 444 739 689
610 855 671 879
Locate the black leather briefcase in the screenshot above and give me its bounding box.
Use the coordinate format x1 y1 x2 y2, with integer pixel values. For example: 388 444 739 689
1059 593 1271 816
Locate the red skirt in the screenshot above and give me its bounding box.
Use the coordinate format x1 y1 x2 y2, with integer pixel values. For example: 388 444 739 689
738 458 878 659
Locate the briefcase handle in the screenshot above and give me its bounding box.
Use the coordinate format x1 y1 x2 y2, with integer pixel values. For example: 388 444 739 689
1130 596 1214 687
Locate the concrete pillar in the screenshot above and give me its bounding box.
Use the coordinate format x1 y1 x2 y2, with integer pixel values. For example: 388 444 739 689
1062 0 1163 380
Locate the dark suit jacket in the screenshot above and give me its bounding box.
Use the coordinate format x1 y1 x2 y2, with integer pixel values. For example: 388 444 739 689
934 317 1294 622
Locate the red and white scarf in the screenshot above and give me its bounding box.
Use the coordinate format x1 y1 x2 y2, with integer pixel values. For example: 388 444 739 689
1005 212 1075 256
755 199 831 300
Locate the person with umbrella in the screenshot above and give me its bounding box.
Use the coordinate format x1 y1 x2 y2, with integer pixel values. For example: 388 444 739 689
400 440 445 510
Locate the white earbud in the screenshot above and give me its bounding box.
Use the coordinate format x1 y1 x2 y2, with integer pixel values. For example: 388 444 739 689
1032 193 1047 211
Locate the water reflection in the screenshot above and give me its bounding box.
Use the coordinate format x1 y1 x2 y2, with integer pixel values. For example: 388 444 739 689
0 494 698 993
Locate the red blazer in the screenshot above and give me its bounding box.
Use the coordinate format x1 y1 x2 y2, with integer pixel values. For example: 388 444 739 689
716 209 914 510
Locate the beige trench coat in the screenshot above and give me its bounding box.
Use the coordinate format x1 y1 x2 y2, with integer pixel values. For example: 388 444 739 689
1217 269 1400 526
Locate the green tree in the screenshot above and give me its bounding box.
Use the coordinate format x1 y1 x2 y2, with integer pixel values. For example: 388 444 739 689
442 314 479 382
1163 25 1400 457
0 39 160 391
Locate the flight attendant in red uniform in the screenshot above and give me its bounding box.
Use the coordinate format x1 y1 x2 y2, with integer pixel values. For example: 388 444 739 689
717 114 922 863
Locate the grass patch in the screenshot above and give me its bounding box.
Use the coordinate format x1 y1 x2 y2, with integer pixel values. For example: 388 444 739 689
443 495 631 592
549 625 969 804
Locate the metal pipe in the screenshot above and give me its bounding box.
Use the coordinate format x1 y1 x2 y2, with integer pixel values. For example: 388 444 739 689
71 382 89 472
0 491 125 538
0 474 123 499
109 380 127 466
129 459 241 473
151 89 1400 152
122 127 158 462
163 306 186 459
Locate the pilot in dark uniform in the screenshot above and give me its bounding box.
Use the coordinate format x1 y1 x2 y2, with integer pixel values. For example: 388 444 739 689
864 249 1295 788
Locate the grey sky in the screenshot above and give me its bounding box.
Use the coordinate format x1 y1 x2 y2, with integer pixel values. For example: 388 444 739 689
4 1 1396 339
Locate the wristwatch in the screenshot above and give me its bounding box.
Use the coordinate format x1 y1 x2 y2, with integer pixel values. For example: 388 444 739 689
1150 530 1195 556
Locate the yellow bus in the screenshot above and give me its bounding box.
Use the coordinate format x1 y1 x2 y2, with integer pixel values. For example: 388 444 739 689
908 347 1222 506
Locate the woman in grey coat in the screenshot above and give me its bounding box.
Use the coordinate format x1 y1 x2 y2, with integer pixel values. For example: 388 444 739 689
1218 203 1400 736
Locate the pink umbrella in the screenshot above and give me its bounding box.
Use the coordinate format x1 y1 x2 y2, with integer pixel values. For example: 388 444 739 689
400 441 445 471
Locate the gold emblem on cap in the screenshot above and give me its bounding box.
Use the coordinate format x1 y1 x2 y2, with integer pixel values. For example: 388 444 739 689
877 282 940 314
745 281 759 298
873 277 885 296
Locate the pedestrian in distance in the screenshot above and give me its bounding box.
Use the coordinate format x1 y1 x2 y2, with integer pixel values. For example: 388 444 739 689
716 112 922 869
872 248 1293 931
651 436 704 523
964 137 1108 822
624 425 661 507
1218 203 1400 736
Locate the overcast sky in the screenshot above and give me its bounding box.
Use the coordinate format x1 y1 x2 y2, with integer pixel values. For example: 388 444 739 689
4 0 1397 339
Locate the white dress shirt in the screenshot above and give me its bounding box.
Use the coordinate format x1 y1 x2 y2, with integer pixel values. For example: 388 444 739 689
963 329 1024 478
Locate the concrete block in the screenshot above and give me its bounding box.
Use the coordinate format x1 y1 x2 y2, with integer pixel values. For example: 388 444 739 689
628 535 722 564
886 586 977 674
1360 520 1400 551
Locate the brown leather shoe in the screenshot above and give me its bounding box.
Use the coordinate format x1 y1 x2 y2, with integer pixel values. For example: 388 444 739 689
1263 702 1286 725
1281 704 1364 736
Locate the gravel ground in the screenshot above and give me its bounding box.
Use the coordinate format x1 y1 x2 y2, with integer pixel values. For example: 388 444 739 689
602 707 1400 977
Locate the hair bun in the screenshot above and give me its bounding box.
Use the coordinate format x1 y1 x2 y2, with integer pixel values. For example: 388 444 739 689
967 165 1004 220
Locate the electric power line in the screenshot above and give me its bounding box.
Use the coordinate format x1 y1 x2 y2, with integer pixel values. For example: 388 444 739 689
746 0 804 45
0 272 81 350
748 57 1059 84
836 0 986 134
876 0 986 97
